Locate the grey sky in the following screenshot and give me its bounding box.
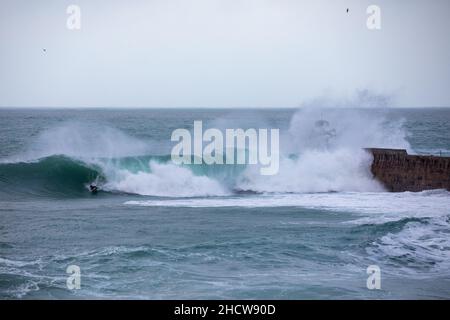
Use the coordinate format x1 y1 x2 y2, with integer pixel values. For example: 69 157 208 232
1 0 449 108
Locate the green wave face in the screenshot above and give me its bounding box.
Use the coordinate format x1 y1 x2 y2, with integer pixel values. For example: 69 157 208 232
0 154 246 199
0 156 102 198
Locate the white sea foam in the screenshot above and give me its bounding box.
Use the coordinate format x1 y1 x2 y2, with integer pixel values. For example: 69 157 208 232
366 215 450 274
235 148 384 193
115 105 411 196
0 257 43 268
0 106 416 197
233 107 411 193
125 190 450 224
103 161 229 197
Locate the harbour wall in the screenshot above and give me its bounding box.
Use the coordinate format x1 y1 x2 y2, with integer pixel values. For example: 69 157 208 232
366 148 450 192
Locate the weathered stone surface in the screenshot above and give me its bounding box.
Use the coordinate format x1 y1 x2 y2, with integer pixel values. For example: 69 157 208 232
366 148 450 192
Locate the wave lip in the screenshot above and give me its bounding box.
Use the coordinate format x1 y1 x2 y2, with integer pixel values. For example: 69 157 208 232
0 155 100 198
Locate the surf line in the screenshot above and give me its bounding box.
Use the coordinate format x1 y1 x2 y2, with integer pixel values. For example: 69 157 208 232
171 120 279 175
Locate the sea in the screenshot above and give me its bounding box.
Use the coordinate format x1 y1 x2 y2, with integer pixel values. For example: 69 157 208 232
0 107 449 299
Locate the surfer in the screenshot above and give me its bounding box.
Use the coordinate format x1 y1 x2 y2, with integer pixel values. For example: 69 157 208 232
89 184 98 194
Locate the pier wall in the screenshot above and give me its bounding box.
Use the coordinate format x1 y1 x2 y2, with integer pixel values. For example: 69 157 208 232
366 148 450 192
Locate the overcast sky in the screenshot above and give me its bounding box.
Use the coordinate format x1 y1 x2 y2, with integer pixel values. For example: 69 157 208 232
1 0 449 108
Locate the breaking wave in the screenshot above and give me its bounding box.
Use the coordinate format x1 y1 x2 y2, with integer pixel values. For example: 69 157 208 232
0 106 412 198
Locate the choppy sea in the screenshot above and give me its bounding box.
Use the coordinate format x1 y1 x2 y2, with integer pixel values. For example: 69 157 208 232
1 107 449 299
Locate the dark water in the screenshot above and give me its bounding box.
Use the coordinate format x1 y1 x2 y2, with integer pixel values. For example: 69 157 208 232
1 108 449 299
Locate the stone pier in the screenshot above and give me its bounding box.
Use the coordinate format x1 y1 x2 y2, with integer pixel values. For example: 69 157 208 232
366 148 450 192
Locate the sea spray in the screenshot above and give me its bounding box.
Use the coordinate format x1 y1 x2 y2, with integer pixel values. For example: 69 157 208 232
0 106 412 196
2 122 150 163
235 148 384 193
235 107 410 193
170 120 280 175
102 161 230 197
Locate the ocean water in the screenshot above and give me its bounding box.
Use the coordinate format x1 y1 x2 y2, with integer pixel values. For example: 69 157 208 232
0 107 450 299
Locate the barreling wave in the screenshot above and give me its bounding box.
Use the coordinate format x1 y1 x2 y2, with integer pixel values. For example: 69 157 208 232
0 104 413 198
0 155 101 198
0 150 382 199
0 154 233 198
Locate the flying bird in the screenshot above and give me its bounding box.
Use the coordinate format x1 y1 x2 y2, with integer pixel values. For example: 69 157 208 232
346 8 349 13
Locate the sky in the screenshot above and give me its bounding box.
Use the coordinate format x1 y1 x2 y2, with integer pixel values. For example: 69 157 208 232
1 0 449 108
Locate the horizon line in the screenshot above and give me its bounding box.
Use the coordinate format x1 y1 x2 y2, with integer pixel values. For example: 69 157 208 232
1 105 450 109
